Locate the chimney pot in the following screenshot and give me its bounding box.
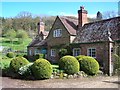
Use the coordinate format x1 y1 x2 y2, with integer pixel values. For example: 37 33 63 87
80 6 84 10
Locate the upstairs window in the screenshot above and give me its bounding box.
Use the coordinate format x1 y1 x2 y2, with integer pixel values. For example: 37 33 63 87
73 48 81 56
87 48 96 58
53 29 62 37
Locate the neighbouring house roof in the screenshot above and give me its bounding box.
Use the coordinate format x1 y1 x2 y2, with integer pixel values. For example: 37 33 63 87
28 16 78 47
59 16 78 35
74 16 120 43
28 30 48 47
28 38 47 47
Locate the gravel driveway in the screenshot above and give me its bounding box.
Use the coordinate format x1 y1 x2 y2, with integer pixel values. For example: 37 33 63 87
1 76 119 88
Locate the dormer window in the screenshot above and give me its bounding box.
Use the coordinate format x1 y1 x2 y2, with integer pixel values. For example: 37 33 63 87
53 29 62 37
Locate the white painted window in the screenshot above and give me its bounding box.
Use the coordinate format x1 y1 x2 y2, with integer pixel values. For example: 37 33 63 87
51 49 56 57
53 29 62 37
73 48 81 56
87 48 96 58
29 49 32 56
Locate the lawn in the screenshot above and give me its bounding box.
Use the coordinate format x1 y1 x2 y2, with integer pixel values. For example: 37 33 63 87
0 37 32 51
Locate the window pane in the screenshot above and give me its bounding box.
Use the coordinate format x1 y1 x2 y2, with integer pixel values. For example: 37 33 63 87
73 48 80 56
88 48 96 58
51 49 56 56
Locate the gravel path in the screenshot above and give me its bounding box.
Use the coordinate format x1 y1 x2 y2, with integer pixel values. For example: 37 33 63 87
1 76 119 88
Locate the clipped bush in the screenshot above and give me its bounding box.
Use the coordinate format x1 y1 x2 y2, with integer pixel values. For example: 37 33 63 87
59 49 68 58
6 52 14 58
35 54 45 60
10 57 29 73
31 59 52 79
78 56 99 75
59 55 79 75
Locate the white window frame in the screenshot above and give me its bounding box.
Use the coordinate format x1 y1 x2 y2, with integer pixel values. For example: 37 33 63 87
51 49 56 57
87 48 96 58
53 29 62 37
73 48 81 56
29 49 32 56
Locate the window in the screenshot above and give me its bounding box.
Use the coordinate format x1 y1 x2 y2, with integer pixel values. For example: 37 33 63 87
73 48 81 56
51 49 56 57
35 49 40 55
87 48 96 58
29 50 32 56
53 29 62 37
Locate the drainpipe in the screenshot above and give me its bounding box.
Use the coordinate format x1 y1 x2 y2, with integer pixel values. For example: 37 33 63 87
107 28 113 76
108 41 113 76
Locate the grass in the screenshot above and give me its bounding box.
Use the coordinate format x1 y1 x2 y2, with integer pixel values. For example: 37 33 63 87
1 37 32 51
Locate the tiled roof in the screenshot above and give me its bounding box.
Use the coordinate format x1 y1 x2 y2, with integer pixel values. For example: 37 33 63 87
28 38 47 47
74 16 120 43
59 16 78 35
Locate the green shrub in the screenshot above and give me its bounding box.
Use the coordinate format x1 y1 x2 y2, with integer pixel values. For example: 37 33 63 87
79 56 99 75
59 55 79 75
113 54 120 74
31 59 52 79
18 63 33 77
6 52 14 58
35 54 45 60
59 49 68 58
10 57 29 73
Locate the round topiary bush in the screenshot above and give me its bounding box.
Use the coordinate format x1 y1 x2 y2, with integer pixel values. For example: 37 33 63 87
59 55 79 75
79 56 99 75
10 57 29 73
31 59 52 79
6 52 15 58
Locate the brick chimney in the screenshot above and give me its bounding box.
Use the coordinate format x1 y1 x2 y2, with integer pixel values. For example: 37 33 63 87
37 19 45 34
78 6 88 27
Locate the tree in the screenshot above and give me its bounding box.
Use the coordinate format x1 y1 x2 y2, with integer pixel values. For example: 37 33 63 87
16 30 28 44
103 11 118 19
96 11 102 20
5 29 16 49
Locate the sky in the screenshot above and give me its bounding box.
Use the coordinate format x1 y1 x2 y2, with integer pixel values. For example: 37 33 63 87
1 2 119 18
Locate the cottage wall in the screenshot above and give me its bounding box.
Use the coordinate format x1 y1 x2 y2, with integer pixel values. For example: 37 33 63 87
46 17 72 62
47 17 71 46
71 42 110 73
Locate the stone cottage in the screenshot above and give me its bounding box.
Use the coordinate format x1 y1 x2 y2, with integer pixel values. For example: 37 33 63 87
28 16 78 62
27 6 120 75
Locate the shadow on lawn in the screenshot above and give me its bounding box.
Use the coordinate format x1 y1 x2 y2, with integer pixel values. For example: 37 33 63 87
2 41 21 45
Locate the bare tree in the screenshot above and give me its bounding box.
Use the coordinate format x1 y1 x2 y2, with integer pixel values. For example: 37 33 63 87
103 11 118 19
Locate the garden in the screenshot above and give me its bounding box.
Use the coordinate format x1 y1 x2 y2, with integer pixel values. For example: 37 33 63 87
0 37 120 80
1 50 102 80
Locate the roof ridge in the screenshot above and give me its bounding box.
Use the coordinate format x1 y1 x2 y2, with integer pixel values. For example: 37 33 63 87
84 16 120 26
